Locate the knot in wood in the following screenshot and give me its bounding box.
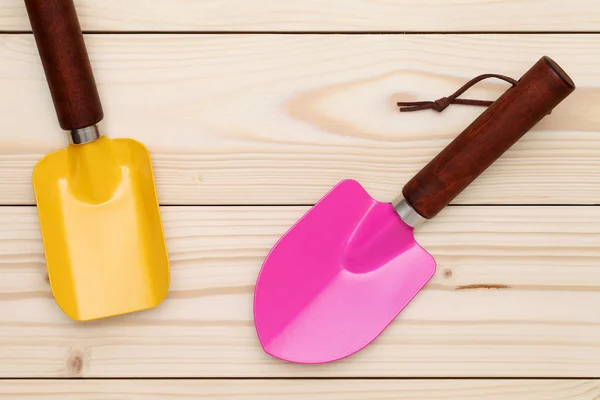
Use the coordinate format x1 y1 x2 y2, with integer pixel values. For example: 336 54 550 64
66 349 85 377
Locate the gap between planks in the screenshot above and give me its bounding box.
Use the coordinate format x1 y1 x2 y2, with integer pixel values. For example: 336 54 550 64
5 31 600 35
1 379 600 399
3 204 600 208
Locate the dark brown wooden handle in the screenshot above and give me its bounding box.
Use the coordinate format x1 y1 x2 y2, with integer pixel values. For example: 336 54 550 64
24 0 103 131
402 56 575 220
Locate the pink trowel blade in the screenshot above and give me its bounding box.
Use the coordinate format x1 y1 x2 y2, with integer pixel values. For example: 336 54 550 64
253 179 436 364
253 56 575 364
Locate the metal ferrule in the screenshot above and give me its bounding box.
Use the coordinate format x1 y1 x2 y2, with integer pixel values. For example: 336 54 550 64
69 125 101 145
393 197 427 229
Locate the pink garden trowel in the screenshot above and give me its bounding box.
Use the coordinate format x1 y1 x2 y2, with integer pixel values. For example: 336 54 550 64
254 56 575 364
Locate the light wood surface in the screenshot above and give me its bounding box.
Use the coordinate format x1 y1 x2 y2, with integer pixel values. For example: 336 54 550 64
2 0 600 32
2 1 598 396
0 34 598 205
1 379 600 399
2 205 600 378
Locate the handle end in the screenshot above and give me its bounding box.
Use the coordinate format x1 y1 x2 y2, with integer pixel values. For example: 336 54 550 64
543 56 575 90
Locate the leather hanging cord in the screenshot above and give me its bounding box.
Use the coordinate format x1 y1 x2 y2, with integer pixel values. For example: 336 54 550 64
397 74 519 113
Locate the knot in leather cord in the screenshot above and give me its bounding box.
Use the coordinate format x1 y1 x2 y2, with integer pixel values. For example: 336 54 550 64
397 74 519 113
433 97 451 112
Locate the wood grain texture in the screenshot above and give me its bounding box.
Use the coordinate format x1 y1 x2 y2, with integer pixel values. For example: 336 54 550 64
1 205 600 378
0 34 598 205
2 0 600 32
2 380 600 399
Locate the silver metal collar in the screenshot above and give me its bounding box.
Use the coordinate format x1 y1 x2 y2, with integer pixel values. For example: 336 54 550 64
69 125 101 145
393 197 427 229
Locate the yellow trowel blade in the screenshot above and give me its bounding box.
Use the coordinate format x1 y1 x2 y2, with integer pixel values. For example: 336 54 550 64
32 136 169 322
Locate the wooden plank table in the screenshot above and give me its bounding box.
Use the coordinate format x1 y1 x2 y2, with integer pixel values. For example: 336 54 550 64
1 1 599 398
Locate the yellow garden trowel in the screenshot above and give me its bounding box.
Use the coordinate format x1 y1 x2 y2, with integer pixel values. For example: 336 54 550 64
25 0 169 321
